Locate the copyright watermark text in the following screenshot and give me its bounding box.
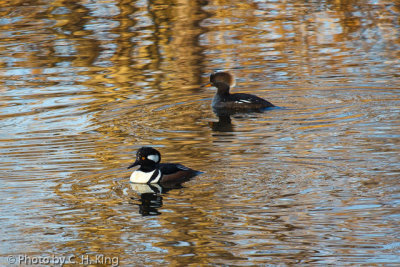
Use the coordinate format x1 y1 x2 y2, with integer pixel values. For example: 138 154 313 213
6 254 119 266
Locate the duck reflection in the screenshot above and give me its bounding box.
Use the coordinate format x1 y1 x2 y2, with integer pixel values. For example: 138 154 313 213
130 182 184 216
209 113 234 132
210 107 275 132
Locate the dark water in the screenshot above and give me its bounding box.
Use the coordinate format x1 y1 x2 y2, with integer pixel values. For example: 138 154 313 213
1 0 399 265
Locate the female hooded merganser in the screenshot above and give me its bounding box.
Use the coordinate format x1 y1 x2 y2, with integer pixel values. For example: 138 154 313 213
205 72 274 110
128 147 201 184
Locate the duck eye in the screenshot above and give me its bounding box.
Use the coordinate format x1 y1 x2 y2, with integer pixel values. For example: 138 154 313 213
141 156 146 160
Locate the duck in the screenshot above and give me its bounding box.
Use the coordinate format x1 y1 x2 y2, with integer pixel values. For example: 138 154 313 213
128 147 201 184
205 72 274 110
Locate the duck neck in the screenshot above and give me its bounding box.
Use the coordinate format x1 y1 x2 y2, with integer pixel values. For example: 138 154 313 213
139 163 158 172
214 82 231 97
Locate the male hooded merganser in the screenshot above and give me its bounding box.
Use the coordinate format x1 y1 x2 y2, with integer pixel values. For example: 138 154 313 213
128 147 201 184
205 72 274 110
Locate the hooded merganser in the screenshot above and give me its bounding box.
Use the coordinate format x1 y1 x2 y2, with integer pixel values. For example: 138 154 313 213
205 72 274 110
128 147 201 184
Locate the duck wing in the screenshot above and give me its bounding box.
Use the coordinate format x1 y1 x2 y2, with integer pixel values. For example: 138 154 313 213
159 163 191 174
230 93 274 107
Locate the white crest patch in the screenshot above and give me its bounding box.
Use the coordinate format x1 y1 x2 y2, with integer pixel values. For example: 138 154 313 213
148 154 160 163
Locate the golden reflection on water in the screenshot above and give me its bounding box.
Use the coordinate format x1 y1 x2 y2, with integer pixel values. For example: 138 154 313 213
0 0 399 265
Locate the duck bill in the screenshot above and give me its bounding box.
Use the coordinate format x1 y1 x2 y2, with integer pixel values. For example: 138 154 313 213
127 160 139 169
202 82 212 88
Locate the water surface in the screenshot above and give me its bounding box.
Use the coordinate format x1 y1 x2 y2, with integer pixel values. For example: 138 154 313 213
1 0 399 265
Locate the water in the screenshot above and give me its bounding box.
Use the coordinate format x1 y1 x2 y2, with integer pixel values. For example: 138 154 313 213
1 0 399 265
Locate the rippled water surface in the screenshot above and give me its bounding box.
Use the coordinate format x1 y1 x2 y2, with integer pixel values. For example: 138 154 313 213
1 0 399 265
